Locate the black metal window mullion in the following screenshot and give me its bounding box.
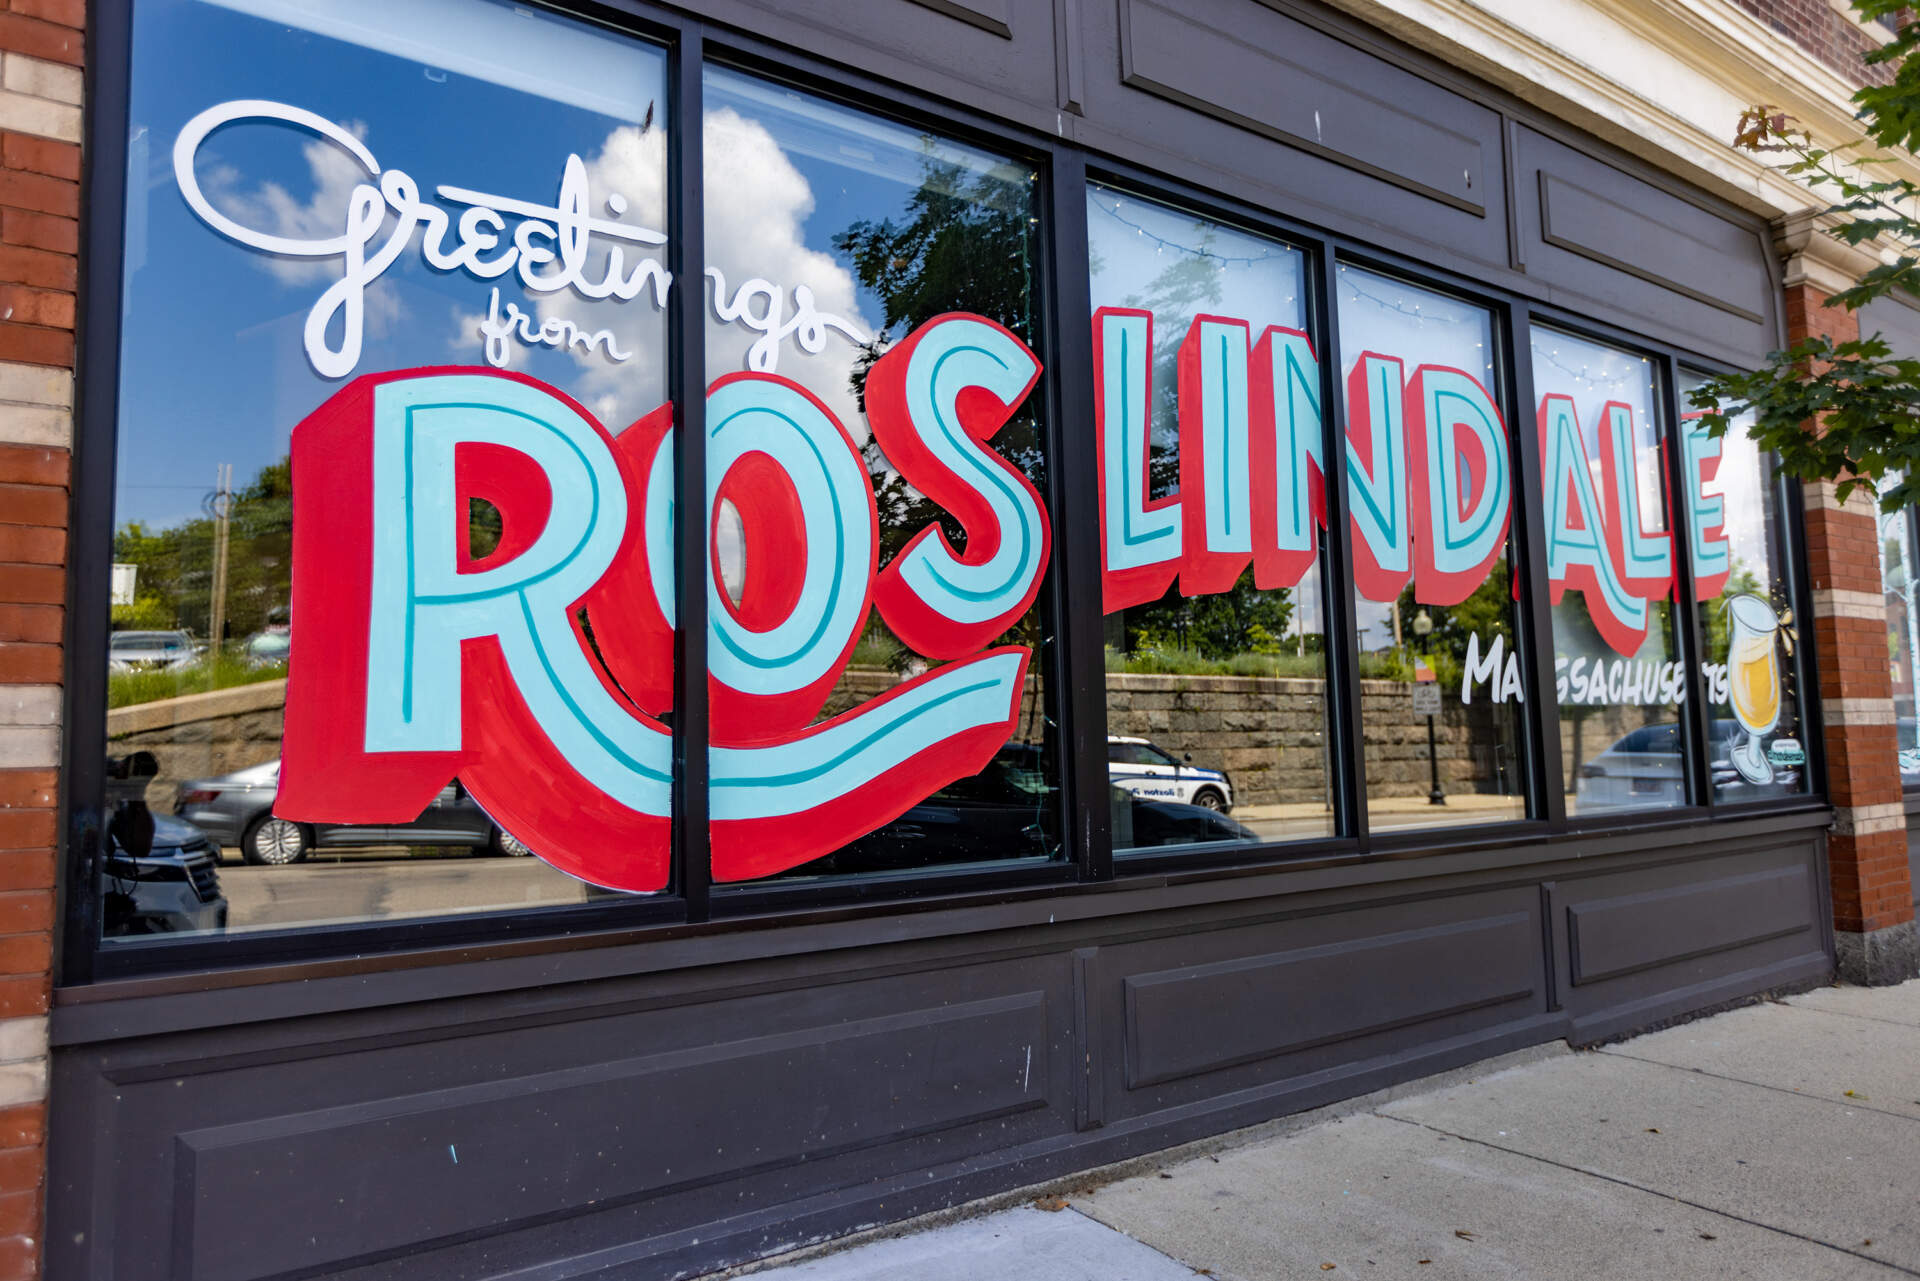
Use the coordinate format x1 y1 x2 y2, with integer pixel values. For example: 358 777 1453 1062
1504 301 1564 829
1783 473 1830 805
667 26 711 919
59 0 138 987
1041 148 1112 882
1656 353 1715 810
1313 248 1368 848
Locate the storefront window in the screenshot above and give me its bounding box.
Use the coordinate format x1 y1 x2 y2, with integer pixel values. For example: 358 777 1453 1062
700 68 1060 883
104 0 670 942
1335 266 1528 830
1879 483 1920 784
1086 186 1333 851
1531 330 1685 815
1680 373 1810 802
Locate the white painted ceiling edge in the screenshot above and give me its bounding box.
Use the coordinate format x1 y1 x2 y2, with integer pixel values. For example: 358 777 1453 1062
1321 0 1915 259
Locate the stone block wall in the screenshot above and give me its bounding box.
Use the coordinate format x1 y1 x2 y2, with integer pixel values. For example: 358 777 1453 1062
106 681 287 808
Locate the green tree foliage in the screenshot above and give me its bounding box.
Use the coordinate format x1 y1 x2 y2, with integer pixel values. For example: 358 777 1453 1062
1703 563 1766 660
1689 1 1920 510
830 152 1056 685
1123 570 1297 661
834 156 1043 567
111 457 292 642
1392 562 1515 686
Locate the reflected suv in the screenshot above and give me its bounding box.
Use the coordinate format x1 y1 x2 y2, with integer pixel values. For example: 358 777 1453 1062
1573 719 1801 807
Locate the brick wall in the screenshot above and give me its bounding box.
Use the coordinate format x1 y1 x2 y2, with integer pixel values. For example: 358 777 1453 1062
1731 0 1894 84
0 1 79 1277
1782 273 1920 981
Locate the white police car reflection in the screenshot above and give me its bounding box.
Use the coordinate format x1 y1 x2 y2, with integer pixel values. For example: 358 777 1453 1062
1107 736 1234 811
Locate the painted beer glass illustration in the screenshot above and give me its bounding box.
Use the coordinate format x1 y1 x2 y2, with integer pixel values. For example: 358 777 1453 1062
1724 593 1785 784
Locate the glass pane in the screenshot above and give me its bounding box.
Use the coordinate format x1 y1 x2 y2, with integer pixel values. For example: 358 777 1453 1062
1086 185 1334 851
106 0 670 944
1334 266 1528 831
701 68 1060 883
1531 329 1686 814
1680 373 1810 801
1881 483 1920 785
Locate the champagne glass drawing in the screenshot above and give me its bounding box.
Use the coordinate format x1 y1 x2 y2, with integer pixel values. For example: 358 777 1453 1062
1724 593 1783 785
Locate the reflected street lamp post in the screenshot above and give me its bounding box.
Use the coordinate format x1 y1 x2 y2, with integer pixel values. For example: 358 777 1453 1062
1412 609 1445 806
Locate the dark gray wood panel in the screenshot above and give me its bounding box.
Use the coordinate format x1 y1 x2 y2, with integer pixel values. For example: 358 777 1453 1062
1072 0 1515 289
52 957 1078 1281
1093 888 1547 1124
1908 797 1920 908
1567 865 1813 987
1550 837 1832 1046
48 821 1836 1281
1117 0 1487 214
1537 171 1766 324
907 0 1011 38
1513 125 1777 364
664 0 1062 133
176 993 1048 1281
1124 912 1536 1087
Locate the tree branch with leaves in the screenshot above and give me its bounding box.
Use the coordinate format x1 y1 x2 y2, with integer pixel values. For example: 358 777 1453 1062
1689 0 1920 512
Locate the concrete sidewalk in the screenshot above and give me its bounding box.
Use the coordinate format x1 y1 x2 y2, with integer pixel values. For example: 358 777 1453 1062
728 980 1920 1280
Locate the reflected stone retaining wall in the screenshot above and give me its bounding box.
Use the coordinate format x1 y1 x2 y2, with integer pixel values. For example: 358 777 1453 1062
105 669 1529 813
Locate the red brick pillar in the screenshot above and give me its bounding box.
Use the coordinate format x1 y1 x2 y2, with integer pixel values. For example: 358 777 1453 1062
0 0 82 1275
1780 216 1919 985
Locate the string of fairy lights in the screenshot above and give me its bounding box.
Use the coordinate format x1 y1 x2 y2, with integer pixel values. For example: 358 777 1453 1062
1096 196 1653 403
1096 195 1292 267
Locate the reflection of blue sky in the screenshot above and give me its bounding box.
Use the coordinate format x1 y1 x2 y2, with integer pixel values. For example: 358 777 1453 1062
117 0 666 529
699 68 1037 589
1088 187 1304 333
1335 266 1497 651
1085 187 1324 639
700 67 1035 435
1677 370 1779 603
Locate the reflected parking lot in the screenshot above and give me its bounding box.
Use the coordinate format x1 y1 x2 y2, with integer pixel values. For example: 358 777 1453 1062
211 847 604 931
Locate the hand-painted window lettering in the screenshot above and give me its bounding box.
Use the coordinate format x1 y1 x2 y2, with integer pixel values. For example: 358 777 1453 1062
278 314 1047 888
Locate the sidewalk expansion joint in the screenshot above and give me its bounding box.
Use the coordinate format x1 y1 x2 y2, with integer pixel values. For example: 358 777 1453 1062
1595 1046 1920 1124
1369 1110 1920 1278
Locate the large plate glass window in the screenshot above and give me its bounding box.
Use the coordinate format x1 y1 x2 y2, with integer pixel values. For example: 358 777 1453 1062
1086 186 1334 851
1530 329 1686 815
700 68 1061 884
1880 485 1920 786
1334 266 1528 830
1679 373 1810 802
104 0 670 945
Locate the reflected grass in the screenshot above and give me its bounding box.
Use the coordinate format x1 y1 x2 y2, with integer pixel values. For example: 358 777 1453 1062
108 652 288 709
1104 644 1416 681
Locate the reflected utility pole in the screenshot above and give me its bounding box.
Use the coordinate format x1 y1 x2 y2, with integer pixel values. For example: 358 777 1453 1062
208 462 232 655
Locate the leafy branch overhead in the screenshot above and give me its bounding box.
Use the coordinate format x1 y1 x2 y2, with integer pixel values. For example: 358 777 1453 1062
1688 0 1920 512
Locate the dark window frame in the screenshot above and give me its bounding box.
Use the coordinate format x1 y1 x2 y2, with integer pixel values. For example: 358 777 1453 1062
58 0 1830 988
1891 503 1920 796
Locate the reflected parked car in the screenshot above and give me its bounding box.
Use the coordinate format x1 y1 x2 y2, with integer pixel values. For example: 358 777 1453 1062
1573 719 1799 808
108 629 201 672
174 759 533 865
241 626 290 666
102 752 226 936
1122 794 1261 847
812 745 1259 875
104 812 229 935
1107 735 1234 811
